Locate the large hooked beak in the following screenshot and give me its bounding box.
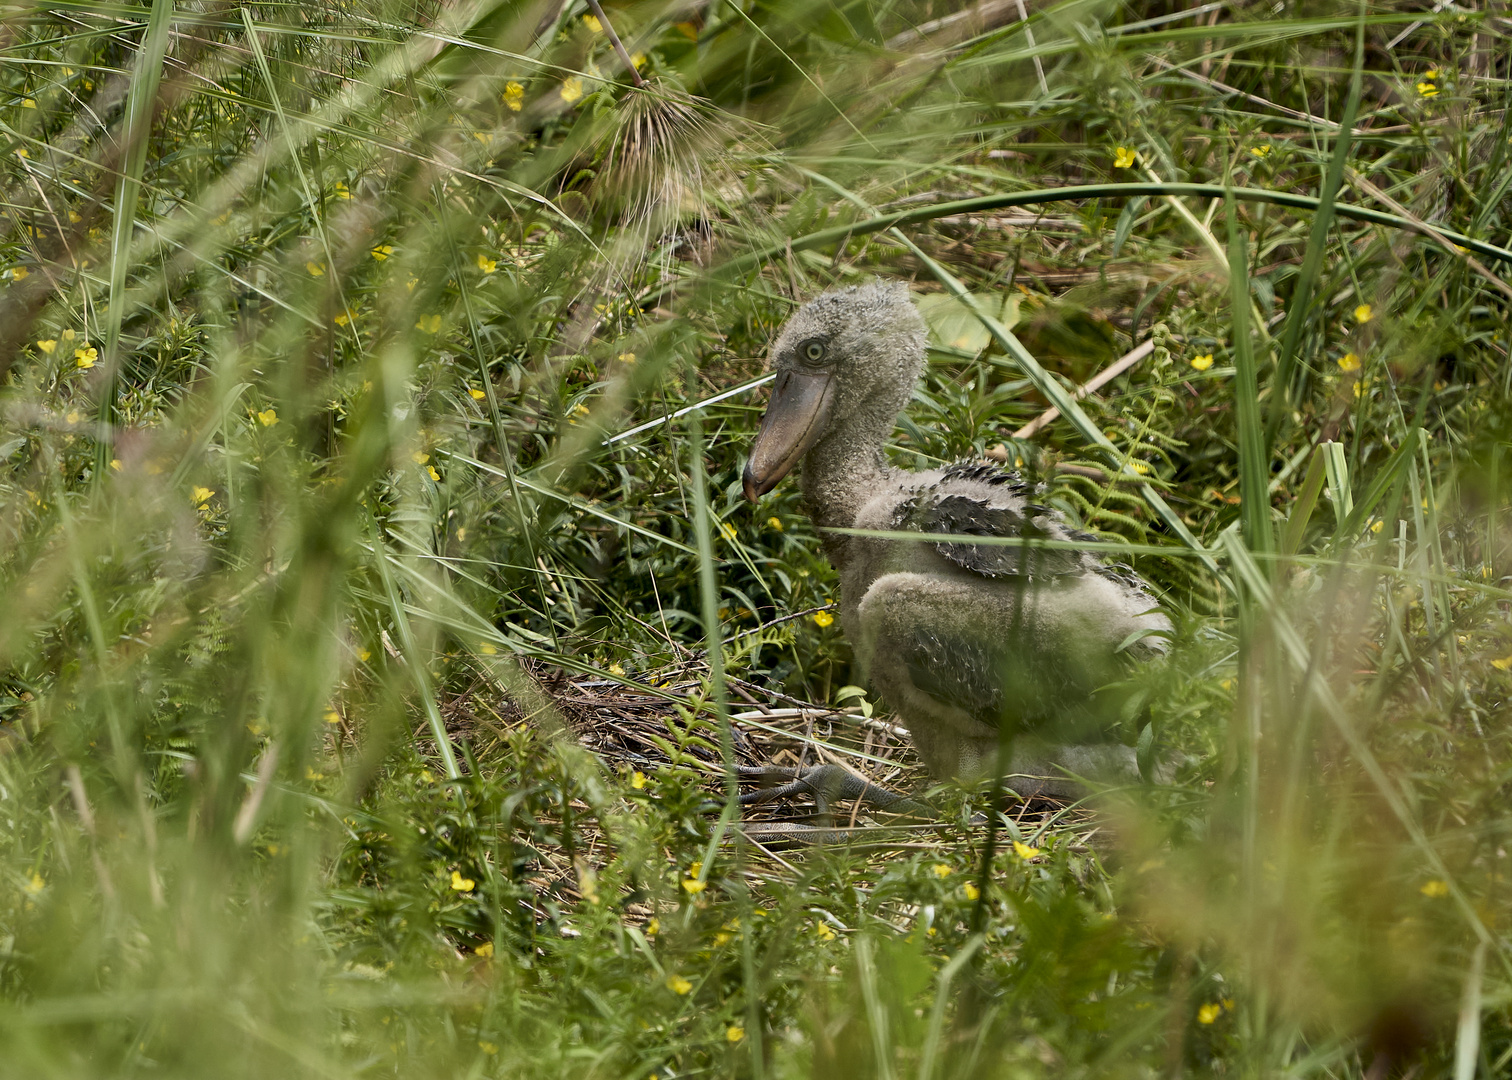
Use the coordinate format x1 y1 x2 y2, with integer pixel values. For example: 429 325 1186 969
742 369 837 502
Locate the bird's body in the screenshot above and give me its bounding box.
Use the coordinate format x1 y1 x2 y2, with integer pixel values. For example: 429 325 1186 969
744 281 1169 797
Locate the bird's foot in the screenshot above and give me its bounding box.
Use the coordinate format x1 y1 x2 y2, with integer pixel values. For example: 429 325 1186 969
736 763 931 824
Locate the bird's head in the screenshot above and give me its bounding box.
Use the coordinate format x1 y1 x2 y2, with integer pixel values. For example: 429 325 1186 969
743 281 927 501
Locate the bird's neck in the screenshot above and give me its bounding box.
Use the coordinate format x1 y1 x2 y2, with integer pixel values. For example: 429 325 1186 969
800 424 893 533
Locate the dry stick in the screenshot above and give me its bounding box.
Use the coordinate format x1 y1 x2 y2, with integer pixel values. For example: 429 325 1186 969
1150 56 1364 134
1345 168 1512 304
232 742 280 845
993 339 1156 450
584 0 645 88
1014 0 1048 95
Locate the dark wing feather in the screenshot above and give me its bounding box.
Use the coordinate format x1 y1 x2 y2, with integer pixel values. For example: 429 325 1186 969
937 460 1036 494
900 633 1002 723
892 492 1087 577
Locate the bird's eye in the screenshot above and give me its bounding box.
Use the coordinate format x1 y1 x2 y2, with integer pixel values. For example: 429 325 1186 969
800 339 827 364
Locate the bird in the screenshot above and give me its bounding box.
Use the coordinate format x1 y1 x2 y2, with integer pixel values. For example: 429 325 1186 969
740 280 1170 809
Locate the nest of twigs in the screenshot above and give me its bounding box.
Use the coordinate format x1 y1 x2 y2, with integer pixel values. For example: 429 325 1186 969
447 656 1087 844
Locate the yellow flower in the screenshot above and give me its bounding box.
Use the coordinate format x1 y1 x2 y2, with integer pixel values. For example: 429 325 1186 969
1338 352 1361 373
1189 353 1214 371
23 871 44 895
74 346 97 368
1417 81 1438 98
475 941 495 959
450 870 475 892
11 266 28 281
334 312 352 327
503 81 524 111
333 180 351 199
963 881 980 901
630 770 647 789
1420 878 1452 897
667 974 693 995
1113 146 1137 168
21 98 36 109
718 522 737 541
681 877 706 895
416 314 442 333
109 459 122 471
645 917 660 936
767 516 783 531
1012 840 1041 860
256 408 278 427
582 14 602 31
406 277 418 292
814 922 835 941
476 253 497 274
618 351 636 364
1370 519 1384 534
1353 378 1368 399
306 261 325 277
1354 303 1373 324
931 864 952 878
478 1041 498 1054
726 1026 744 1043
324 709 340 724
371 245 393 261
1197 1003 1223 1024
15 148 26 158
36 339 56 354
62 329 75 341
469 388 487 400
1491 655 1512 671
560 77 585 104
192 486 213 506
1249 145 1271 158
427 465 441 482
813 611 834 628
412 451 429 465
478 641 496 655
630 52 646 69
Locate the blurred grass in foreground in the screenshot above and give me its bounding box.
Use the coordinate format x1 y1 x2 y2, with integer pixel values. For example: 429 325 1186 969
2 0 1512 1076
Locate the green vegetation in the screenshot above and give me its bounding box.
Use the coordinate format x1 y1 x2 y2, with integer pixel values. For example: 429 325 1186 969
2 0 1510 1075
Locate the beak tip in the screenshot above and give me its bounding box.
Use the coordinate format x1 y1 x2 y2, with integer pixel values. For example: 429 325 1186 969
742 466 760 503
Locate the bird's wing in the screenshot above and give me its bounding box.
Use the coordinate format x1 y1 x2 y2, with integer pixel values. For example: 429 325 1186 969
897 630 1003 723
890 491 1089 578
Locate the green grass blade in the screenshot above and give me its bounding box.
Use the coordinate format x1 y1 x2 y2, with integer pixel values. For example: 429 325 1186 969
1280 446 1328 558
726 184 1512 276
1226 190 1272 558
1265 5 1366 445
1338 429 1423 541
98 0 174 477
371 520 462 781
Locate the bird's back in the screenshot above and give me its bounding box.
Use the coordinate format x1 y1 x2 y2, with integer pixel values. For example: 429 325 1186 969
836 460 1170 777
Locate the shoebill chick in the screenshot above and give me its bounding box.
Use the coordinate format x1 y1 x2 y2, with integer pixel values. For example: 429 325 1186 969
742 281 1169 800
